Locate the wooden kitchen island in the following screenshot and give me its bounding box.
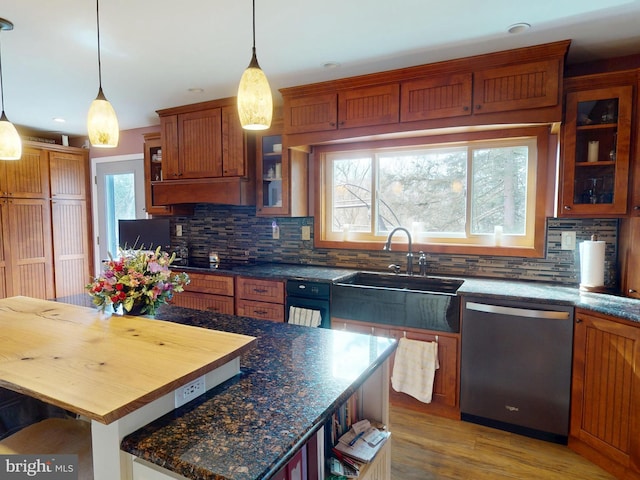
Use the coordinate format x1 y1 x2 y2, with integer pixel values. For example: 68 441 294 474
0 296 396 480
0 296 256 480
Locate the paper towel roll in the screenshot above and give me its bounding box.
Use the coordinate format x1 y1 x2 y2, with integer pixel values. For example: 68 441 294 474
579 240 605 288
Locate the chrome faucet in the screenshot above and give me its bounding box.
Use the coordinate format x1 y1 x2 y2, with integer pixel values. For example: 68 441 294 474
383 227 414 275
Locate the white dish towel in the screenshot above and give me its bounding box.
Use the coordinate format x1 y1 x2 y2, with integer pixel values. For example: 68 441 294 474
391 337 440 403
288 306 322 327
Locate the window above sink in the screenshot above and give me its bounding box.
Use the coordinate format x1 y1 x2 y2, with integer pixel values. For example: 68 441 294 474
314 125 554 258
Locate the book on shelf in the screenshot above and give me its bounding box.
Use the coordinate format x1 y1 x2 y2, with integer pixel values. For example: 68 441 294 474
333 419 390 464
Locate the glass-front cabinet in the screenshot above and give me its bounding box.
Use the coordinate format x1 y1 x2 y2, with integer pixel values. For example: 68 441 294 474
255 121 309 217
259 132 284 212
142 133 192 216
560 86 633 216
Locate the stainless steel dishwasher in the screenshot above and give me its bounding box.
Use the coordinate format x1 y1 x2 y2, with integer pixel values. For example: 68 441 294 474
460 296 574 444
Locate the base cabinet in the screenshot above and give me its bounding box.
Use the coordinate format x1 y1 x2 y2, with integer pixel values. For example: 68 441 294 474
332 318 459 419
235 277 285 322
569 308 640 479
170 272 234 314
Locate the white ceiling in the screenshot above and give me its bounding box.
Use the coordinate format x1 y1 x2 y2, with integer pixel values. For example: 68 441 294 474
1 0 640 138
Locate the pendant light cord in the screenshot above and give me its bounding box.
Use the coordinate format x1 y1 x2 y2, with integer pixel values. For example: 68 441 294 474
0 32 5 112
96 0 103 88
252 0 256 52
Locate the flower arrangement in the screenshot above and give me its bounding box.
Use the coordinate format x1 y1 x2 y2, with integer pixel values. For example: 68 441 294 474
86 247 190 316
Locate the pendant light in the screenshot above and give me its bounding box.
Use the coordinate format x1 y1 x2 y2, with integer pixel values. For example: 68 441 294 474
237 0 273 130
0 18 21 161
87 0 119 148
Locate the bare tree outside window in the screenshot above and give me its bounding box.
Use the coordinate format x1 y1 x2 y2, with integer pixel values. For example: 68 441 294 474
324 136 535 247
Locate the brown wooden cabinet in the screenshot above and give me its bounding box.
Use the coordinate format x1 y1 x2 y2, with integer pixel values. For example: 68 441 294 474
332 318 459 419
0 146 53 299
49 150 93 298
0 144 92 300
164 107 223 179
569 308 640 479
400 73 473 122
283 84 399 135
630 72 640 215
471 59 560 115
281 41 568 142
171 272 234 314
1 198 53 299
560 84 633 216
153 98 256 206
400 59 560 123
235 276 285 322
0 147 49 198
255 122 308 217
619 217 640 299
142 133 192 216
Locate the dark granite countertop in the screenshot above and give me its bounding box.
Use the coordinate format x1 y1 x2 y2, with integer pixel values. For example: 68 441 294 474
117 305 396 480
458 277 640 323
176 261 359 283
173 262 640 324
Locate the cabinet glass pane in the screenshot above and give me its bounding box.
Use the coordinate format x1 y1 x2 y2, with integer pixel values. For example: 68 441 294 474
261 135 282 208
573 97 618 205
150 145 163 181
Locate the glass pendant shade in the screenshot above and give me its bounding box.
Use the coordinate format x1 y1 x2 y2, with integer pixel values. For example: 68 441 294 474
237 50 273 130
87 87 119 148
0 111 21 160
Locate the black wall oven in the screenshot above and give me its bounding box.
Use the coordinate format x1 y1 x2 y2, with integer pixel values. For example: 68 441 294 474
285 280 331 328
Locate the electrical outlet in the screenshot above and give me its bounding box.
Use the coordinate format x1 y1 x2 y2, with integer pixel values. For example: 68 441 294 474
174 375 206 408
176 224 183 237
301 226 311 240
561 231 576 250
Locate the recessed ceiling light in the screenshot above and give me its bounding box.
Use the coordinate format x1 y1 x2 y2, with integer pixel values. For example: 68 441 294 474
508 23 530 34
52 117 66 123
323 62 341 69
188 87 204 93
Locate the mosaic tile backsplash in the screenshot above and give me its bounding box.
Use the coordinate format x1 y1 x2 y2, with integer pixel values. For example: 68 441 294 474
170 204 619 288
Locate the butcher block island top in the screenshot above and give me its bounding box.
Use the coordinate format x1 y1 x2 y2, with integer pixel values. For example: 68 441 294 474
0 296 256 425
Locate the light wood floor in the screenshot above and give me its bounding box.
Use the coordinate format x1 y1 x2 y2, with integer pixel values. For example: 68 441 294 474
390 404 616 480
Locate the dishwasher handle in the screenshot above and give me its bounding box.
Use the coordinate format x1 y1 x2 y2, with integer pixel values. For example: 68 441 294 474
465 301 570 320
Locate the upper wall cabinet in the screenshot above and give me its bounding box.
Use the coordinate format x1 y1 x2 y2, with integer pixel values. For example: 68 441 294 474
0 147 49 199
400 59 560 122
280 41 569 143
560 71 635 217
153 98 256 207
284 84 400 134
142 133 192 216
400 73 473 121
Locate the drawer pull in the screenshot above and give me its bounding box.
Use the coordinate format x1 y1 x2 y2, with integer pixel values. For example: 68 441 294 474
253 288 268 293
254 309 268 315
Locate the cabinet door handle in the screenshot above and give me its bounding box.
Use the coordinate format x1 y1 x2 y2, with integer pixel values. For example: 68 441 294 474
634 206 640 210
564 205 572 211
329 122 336 127
629 289 637 293
475 105 482 110
463 106 469 111
576 318 582 323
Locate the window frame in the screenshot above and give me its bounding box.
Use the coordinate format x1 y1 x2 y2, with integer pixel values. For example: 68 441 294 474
312 126 555 258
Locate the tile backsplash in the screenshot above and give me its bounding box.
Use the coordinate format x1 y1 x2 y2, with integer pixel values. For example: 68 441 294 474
170 204 619 288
